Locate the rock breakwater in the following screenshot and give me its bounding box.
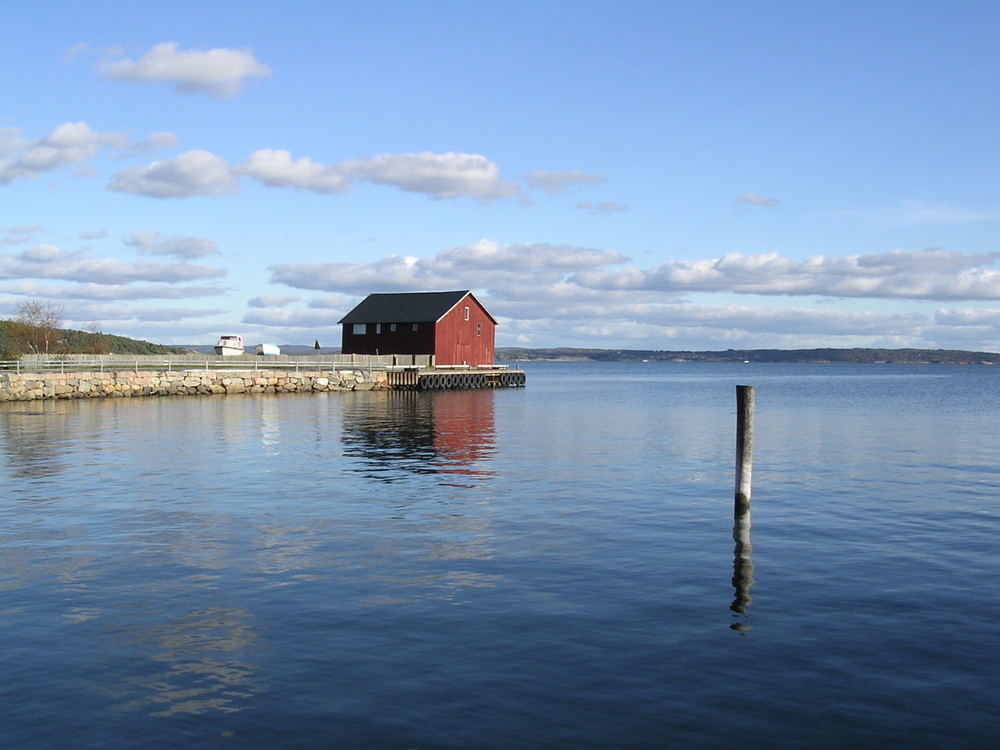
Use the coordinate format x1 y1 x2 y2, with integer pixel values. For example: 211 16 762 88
0 369 388 402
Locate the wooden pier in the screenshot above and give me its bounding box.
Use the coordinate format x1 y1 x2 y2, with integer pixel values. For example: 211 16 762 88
385 368 526 391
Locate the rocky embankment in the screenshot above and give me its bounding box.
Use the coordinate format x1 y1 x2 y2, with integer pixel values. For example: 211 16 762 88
0 369 387 401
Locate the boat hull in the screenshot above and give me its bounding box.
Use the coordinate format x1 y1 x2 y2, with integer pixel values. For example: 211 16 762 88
214 334 244 356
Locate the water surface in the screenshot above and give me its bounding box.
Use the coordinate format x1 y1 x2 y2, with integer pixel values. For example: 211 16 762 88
1 363 997 748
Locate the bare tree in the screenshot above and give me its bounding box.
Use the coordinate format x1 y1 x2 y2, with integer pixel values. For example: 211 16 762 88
86 321 108 355
13 299 64 354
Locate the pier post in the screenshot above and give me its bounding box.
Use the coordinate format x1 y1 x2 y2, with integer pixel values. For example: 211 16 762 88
735 385 754 515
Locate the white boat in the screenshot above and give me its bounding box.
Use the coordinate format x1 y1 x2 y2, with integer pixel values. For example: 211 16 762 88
214 335 244 356
255 343 280 356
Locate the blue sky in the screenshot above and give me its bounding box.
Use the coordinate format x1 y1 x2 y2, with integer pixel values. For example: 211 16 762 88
3 0 1000 351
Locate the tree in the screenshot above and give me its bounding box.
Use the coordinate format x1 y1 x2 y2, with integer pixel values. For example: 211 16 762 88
86 321 109 355
13 299 64 354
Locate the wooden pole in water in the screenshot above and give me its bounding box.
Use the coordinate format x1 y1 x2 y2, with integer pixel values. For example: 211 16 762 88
735 385 754 516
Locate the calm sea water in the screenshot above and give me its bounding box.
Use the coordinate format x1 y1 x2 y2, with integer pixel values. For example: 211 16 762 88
1 362 997 749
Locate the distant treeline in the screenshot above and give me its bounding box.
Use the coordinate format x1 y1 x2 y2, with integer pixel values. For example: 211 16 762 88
0 320 185 358
60 328 186 355
496 347 1000 364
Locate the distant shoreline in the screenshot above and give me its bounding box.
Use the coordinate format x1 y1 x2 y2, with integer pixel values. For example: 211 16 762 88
495 347 1000 365
134 341 1000 365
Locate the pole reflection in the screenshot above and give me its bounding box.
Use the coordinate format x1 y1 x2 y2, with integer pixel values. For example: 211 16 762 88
730 510 753 632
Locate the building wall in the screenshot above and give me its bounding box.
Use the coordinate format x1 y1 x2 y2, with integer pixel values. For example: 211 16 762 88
341 321 436 356
434 296 495 366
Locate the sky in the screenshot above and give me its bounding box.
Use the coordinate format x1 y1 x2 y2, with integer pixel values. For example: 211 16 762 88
3 0 1000 352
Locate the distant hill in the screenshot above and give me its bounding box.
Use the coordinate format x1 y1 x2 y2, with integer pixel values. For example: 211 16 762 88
0 321 186 357
60 328 188 355
496 347 1000 364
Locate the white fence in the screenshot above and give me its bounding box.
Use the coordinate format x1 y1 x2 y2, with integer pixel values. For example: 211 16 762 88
2 353 437 374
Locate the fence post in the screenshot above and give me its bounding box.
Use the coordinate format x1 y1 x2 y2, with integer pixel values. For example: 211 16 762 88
735 385 754 515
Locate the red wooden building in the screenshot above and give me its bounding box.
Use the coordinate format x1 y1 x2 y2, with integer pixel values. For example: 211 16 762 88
338 290 497 366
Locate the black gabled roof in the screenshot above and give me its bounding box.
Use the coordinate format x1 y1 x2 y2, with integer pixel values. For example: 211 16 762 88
339 290 496 325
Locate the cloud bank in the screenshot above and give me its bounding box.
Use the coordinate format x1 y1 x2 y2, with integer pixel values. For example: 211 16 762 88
4 120 606 205
269 243 1000 303
256 241 1000 350
112 149 521 201
0 122 174 185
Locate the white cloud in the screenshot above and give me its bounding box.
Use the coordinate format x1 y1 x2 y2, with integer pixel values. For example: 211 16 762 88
934 308 1000 326
0 122 133 184
108 150 239 198
886 199 1000 225
53 302 227 323
129 132 180 155
574 249 1000 300
738 193 779 207
0 127 30 159
0 281 225 301
343 152 519 201
248 294 301 308
268 240 629 295
828 199 1000 226
268 256 429 295
125 231 219 259
0 245 227 284
491 303 936 351
576 200 629 215
240 149 350 193
98 42 272 99
3 225 45 245
525 170 606 195
241 308 346 327
258 240 1000 350
65 42 91 62
79 229 108 240
128 306 228 322
307 296 351 309
119 148 519 202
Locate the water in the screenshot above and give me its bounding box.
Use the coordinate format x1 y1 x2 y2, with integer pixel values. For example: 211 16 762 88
1 362 997 748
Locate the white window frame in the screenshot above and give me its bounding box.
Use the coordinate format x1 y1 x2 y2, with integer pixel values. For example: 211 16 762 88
353 323 367 335
464 306 470 321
